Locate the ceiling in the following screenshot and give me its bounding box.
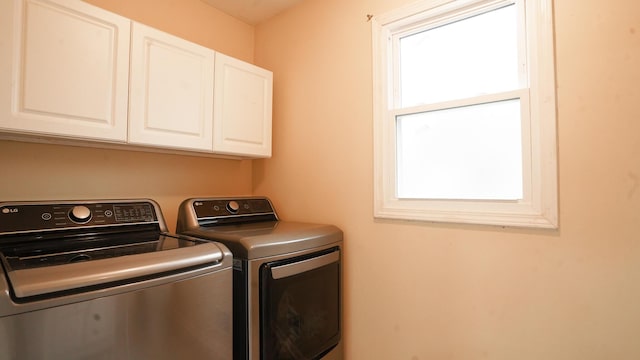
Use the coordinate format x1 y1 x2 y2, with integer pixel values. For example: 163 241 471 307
200 0 304 25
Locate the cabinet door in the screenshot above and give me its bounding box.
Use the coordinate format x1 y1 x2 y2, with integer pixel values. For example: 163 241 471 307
128 22 215 152
213 53 273 158
0 0 130 142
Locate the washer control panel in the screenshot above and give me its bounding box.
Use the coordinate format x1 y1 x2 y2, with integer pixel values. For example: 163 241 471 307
0 201 158 233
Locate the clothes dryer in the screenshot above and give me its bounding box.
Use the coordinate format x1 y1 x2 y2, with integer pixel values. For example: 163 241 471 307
177 197 342 360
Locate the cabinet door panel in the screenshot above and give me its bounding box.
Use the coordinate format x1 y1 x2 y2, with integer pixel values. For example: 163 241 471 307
129 22 215 152
213 53 272 158
0 0 130 142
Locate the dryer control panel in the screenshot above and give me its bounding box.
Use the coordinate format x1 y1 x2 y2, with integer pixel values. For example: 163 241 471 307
188 197 278 226
193 198 274 218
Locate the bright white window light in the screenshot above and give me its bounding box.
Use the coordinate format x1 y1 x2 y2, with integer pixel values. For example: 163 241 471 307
396 4 522 201
399 4 519 107
396 99 523 200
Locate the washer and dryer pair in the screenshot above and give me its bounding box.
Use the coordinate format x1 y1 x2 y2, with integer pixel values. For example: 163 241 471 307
0 197 342 360
177 197 343 360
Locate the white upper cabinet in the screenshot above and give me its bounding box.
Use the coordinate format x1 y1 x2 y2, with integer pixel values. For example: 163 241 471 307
128 22 215 152
213 53 273 158
0 0 273 158
0 0 131 142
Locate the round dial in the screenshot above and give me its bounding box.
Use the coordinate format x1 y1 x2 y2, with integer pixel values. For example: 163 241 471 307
69 205 92 223
226 201 240 213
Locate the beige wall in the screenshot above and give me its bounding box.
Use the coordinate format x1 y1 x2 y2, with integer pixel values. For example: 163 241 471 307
254 0 640 359
0 0 256 232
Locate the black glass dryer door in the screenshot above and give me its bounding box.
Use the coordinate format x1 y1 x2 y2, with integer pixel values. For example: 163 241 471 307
260 248 341 360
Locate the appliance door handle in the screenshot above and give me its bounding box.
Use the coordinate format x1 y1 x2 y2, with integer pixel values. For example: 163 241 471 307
271 250 339 280
6 242 225 298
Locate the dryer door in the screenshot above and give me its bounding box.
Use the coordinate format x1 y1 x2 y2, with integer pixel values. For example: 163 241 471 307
259 247 341 360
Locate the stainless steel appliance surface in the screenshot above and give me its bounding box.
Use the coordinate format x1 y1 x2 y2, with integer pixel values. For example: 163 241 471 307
176 197 343 360
0 199 233 360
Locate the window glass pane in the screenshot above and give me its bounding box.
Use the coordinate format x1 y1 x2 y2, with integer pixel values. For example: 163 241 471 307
396 99 523 200
399 4 519 107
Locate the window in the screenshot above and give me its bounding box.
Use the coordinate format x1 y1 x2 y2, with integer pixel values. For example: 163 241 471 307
372 0 557 228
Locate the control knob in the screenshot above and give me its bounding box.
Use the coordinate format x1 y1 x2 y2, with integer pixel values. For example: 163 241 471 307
227 200 240 214
69 205 92 224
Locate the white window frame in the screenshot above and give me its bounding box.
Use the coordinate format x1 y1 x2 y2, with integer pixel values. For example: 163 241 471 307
372 0 558 228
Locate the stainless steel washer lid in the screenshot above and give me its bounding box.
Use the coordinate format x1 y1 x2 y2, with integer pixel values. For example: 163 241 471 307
3 240 226 298
0 199 232 300
179 220 342 259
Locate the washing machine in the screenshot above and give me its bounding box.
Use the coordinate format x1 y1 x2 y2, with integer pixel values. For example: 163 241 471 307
176 196 342 360
0 199 233 359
